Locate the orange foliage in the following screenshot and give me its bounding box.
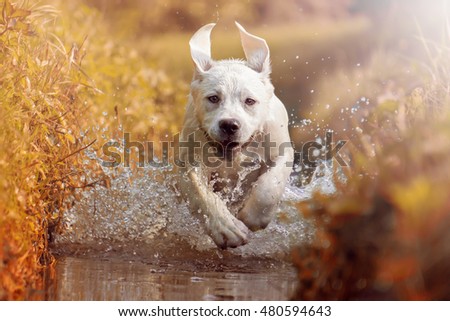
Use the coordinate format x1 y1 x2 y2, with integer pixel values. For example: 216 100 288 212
293 80 450 300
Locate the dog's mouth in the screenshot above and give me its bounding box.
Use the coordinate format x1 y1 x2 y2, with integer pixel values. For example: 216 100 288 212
222 140 240 150
201 129 254 160
217 141 243 161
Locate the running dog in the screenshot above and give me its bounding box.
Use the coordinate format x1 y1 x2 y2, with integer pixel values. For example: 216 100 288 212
178 22 293 248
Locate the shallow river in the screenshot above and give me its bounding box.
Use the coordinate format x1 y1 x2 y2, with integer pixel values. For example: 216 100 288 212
41 255 297 300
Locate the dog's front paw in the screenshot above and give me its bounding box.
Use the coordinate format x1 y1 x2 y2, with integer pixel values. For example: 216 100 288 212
237 202 274 232
208 214 250 249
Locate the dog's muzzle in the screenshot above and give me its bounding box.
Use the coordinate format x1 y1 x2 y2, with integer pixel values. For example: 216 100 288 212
218 119 240 137
201 128 255 161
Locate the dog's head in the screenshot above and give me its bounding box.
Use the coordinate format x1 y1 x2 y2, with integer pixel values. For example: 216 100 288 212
189 22 274 155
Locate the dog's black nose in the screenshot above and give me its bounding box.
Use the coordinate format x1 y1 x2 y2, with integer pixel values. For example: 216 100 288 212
219 119 240 136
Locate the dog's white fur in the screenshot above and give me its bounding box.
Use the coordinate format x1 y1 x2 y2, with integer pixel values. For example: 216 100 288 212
179 22 293 248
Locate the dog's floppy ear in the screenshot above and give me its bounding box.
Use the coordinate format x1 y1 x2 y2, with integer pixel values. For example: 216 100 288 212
235 22 270 76
189 23 215 74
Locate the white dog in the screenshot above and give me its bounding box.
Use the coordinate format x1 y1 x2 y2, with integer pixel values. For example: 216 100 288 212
178 22 293 249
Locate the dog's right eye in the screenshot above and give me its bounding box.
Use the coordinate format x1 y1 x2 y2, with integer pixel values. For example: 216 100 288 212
207 95 220 104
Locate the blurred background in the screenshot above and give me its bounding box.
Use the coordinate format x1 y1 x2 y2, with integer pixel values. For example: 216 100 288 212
53 0 449 144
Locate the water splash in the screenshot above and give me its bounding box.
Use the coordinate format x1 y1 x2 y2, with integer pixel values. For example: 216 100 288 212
53 159 338 261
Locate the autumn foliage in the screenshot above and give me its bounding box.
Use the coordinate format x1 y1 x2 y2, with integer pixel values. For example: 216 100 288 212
0 0 108 299
0 0 188 299
293 47 450 300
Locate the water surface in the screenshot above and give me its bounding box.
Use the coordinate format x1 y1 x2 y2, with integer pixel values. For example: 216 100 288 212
43 256 297 300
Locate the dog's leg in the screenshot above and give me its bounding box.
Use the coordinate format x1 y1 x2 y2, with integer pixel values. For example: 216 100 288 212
237 154 292 230
180 167 250 248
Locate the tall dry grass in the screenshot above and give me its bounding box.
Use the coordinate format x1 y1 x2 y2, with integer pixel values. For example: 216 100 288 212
0 0 92 299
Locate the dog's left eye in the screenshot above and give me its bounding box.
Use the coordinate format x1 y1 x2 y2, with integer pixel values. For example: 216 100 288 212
245 98 256 106
208 95 220 104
